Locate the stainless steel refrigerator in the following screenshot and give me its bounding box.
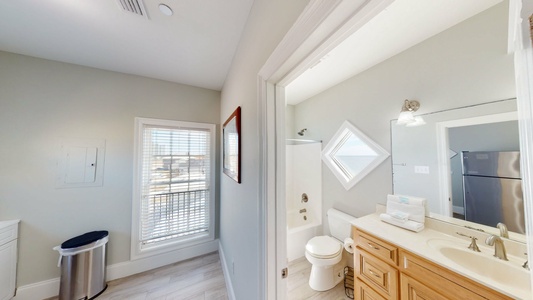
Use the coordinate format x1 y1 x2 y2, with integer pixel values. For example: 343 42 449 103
462 151 525 234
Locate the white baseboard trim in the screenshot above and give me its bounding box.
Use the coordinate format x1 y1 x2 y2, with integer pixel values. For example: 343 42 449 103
453 206 465 215
218 241 236 300
14 239 219 300
106 240 218 280
13 278 60 300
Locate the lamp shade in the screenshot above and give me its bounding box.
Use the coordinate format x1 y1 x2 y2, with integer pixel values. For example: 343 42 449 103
405 116 426 127
397 111 415 125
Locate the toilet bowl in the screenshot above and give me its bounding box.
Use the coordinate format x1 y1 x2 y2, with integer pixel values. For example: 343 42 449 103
305 208 357 291
305 236 344 291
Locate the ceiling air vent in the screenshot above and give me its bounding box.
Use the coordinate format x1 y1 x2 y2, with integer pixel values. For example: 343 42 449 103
117 0 148 18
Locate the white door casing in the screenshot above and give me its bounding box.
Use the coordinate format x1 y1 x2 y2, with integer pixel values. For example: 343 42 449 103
258 0 396 298
510 0 533 293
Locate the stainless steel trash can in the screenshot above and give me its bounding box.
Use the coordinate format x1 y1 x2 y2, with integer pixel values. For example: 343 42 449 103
54 231 109 300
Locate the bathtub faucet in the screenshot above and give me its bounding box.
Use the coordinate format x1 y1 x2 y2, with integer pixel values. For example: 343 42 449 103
299 208 307 213
301 193 308 203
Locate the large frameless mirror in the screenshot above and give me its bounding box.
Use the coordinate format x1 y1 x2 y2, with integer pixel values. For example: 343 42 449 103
390 99 525 239
322 120 389 190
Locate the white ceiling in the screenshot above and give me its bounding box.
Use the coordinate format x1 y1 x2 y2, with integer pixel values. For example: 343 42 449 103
0 0 503 96
285 0 503 105
0 0 255 91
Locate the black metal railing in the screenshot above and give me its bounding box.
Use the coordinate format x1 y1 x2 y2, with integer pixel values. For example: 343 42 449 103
141 189 209 244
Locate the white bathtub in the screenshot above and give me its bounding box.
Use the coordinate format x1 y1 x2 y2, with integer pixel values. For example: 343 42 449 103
286 209 321 262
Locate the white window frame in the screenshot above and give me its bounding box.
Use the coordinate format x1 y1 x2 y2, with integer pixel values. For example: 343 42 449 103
131 117 216 259
322 120 390 190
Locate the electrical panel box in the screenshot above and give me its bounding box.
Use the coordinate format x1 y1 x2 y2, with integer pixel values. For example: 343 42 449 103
56 139 105 188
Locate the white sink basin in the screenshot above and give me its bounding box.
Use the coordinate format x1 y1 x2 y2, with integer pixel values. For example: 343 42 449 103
427 238 531 292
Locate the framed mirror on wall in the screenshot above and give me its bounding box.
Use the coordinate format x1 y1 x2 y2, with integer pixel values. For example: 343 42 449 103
223 106 241 183
530 13 533 46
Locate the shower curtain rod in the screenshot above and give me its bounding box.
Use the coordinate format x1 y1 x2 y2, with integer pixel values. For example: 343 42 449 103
286 138 322 144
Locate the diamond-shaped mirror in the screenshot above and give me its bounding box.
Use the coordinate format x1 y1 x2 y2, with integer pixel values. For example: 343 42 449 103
322 120 390 190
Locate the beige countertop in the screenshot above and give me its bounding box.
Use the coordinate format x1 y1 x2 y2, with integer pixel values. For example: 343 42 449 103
352 213 531 300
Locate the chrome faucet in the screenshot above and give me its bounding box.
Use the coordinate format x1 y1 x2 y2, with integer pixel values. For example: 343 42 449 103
497 222 509 238
299 208 307 213
485 235 508 260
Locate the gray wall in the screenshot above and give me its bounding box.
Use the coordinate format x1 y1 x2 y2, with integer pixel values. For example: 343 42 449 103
219 0 310 298
0 51 221 286
291 2 515 233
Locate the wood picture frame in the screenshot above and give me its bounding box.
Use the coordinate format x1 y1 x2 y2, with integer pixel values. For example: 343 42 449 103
530 13 533 47
223 106 241 183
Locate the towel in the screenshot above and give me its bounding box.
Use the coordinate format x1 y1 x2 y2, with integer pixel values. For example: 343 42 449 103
386 194 426 223
387 194 426 206
388 211 409 223
380 213 424 232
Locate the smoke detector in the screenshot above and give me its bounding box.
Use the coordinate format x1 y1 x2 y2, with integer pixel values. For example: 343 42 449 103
158 4 173 16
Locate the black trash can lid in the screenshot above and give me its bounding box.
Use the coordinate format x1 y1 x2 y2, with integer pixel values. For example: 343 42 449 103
61 230 109 249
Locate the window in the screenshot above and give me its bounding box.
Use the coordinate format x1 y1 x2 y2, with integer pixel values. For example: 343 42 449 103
132 118 215 258
322 120 389 190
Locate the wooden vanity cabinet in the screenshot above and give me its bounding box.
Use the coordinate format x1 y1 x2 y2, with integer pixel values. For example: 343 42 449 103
354 230 399 300
353 228 513 300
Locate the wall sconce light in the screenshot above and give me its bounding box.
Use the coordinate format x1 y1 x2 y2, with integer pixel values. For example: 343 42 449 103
397 99 425 126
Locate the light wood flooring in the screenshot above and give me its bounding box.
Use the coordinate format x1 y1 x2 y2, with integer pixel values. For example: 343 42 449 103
287 257 354 300
45 252 353 300
45 251 227 300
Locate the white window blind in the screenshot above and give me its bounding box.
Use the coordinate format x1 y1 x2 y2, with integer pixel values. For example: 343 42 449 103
138 122 212 248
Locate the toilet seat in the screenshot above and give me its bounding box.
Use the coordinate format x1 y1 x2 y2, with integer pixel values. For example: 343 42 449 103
306 236 342 259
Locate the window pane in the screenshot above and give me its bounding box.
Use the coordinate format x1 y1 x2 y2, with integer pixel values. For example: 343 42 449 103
140 125 211 246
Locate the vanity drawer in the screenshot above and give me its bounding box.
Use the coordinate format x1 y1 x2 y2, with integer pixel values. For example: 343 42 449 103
355 248 398 299
355 230 398 266
0 224 18 247
355 278 387 300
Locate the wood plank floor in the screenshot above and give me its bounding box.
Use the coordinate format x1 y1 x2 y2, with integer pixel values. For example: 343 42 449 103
287 257 354 300
45 252 228 300
44 252 353 300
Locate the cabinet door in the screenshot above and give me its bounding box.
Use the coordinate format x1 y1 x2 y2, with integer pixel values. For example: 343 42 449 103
355 278 387 300
400 274 447 300
0 240 17 300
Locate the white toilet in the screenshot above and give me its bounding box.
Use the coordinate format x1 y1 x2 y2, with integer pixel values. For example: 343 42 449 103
305 208 356 291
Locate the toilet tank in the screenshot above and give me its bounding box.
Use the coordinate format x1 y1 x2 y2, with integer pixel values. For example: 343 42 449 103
327 208 357 241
